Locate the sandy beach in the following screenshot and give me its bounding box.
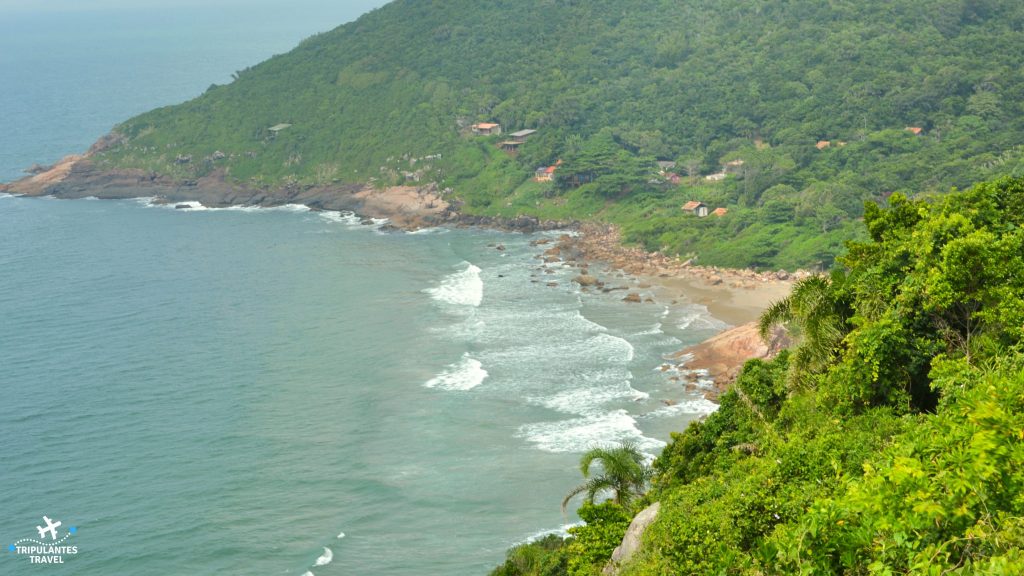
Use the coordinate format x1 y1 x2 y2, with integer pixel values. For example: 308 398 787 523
540 224 799 396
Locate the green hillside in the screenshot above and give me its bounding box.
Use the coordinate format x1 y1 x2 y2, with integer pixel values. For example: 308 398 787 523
492 176 1024 575
97 0 1024 269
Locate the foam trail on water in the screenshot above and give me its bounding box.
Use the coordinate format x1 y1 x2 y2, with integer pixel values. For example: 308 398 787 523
517 410 665 454
426 262 483 307
302 572 314 576
314 547 333 566
519 522 585 544
425 354 488 391
641 398 720 419
406 227 449 235
336 532 346 539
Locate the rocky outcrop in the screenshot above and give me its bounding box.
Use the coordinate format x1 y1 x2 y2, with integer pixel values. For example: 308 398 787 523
555 223 813 285
672 322 790 396
603 502 661 575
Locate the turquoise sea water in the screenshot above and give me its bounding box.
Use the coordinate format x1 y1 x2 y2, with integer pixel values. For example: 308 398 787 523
0 4 727 574
0 196 724 574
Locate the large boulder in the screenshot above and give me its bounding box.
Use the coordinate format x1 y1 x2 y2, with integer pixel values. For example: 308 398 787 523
574 274 600 287
603 502 661 575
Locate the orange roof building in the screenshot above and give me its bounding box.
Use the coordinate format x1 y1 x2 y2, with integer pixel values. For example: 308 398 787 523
711 207 729 217
471 122 502 136
905 126 923 135
682 201 709 217
816 140 831 150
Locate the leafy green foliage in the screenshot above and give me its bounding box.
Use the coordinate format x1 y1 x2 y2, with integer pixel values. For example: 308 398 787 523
496 177 1024 575
565 504 633 576
490 535 568 576
562 441 653 513
93 0 1024 269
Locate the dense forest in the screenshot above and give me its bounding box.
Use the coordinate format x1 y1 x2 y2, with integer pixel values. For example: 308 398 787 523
95 0 1024 269
491 176 1024 575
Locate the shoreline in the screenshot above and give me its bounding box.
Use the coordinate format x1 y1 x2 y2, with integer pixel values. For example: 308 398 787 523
0 155 576 234
539 225 796 397
6 157 794 396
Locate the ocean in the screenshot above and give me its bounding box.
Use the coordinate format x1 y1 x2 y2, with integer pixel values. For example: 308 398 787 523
0 4 724 575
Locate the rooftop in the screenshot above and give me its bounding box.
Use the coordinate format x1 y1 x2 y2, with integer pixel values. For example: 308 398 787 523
509 129 537 138
269 123 292 132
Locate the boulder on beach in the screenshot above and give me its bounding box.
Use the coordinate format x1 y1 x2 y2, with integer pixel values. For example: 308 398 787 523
623 292 642 303
574 274 600 287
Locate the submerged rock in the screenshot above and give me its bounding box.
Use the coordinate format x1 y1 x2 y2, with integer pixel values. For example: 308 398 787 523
574 274 600 287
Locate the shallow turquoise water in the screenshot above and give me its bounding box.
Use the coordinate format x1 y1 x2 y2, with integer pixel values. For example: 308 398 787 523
0 196 723 574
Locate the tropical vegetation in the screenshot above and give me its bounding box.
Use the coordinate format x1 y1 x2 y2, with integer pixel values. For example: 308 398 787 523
490 176 1024 574
561 442 652 514
89 0 1024 269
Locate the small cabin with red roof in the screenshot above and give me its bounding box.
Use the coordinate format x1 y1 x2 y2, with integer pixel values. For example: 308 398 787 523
682 201 709 217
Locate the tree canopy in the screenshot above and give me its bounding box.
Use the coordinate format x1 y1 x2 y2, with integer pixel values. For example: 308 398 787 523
93 0 1024 269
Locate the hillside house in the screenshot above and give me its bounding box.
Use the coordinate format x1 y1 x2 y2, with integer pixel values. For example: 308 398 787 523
816 140 831 150
705 172 727 182
500 141 522 153
657 160 677 173
906 126 923 135
682 201 709 217
711 207 729 217
666 173 682 185
509 129 537 143
535 164 559 182
472 122 502 136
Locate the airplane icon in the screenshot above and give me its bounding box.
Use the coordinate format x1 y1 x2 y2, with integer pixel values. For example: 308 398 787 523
36 517 61 540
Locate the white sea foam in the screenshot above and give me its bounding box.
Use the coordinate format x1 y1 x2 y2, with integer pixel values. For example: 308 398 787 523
676 307 729 331
336 532 346 539
533 381 649 416
318 210 362 225
641 398 720 419
424 354 489 391
520 522 585 544
406 227 449 235
314 547 333 567
517 410 665 454
426 262 484 307
633 322 664 337
302 572 314 576
317 210 388 228
81 196 99 200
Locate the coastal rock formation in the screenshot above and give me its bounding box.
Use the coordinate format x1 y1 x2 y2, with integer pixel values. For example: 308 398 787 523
555 224 813 289
673 322 790 395
603 502 661 575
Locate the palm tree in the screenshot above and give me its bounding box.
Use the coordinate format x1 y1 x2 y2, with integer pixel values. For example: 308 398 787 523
758 275 847 386
561 441 652 513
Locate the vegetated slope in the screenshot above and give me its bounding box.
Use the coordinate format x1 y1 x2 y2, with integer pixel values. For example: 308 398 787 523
491 177 1024 575
97 0 1024 268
